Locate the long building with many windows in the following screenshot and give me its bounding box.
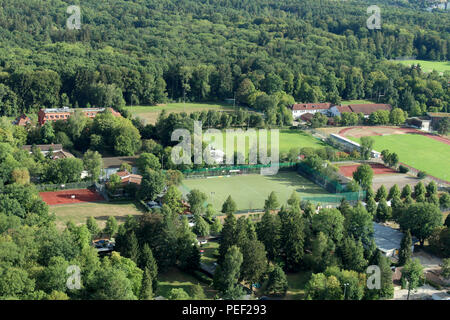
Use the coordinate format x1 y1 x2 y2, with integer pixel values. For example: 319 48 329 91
38 107 121 126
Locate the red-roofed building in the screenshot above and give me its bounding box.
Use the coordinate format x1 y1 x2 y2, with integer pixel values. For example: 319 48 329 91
328 104 391 118
38 107 121 126
300 113 314 122
13 114 32 126
347 104 391 116
291 103 332 119
114 170 142 186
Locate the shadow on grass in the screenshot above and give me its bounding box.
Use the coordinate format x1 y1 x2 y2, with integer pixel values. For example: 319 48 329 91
157 267 217 299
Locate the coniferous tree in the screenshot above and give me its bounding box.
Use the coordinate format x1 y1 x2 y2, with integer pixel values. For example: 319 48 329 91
375 185 387 202
218 213 237 264
139 243 158 293
139 268 153 300
265 265 288 296
398 230 412 266
401 184 412 199
256 211 281 261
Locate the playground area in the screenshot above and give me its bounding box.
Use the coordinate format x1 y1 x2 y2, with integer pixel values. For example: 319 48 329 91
39 188 105 206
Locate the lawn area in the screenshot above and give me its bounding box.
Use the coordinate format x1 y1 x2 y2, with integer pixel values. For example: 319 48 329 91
51 201 145 230
180 171 329 211
126 102 235 124
200 241 219 267
350 134 450 181
157 268 217 299
392 60 450 74
285 271 312 300
278 129 333 153
204 129 333 156
341 99 375 105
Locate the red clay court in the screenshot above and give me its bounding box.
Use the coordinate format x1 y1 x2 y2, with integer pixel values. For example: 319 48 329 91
338 163 397 178
39 189 105 206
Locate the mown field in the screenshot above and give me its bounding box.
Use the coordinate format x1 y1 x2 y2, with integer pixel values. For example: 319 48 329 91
392 60 450 74
51 201 145 230
126 102 235 124
180 172 329 211
203 129 334 156
351 134 450 182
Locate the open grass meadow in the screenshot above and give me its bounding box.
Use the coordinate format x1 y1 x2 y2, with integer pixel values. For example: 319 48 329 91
51 201 145 230
125 102 235 124
180 171 329 211
392 60 450 74
350 134 450 182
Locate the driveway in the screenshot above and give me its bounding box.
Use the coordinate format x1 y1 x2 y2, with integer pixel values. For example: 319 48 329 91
393 284 448 300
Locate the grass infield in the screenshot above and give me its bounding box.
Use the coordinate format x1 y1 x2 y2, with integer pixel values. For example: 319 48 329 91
350 134 450 182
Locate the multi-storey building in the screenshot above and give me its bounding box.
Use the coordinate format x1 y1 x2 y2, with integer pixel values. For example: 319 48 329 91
38 107 121 125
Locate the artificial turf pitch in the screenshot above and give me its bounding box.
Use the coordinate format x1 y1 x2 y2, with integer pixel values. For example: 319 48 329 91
180 171 329 211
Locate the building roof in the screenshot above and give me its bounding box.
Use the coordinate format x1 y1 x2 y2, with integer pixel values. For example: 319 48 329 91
292 103 332 111
427 112 450 118
121 174 142 185
52 150 75 159
300 113 314 122
347 104 391 115
13 114 31 126
336 105 353 113
22 144 63 152
102 156 139 169
40 107 121 116
373 222 419 253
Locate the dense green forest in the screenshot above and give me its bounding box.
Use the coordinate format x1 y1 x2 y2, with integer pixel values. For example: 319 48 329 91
0 0 449 117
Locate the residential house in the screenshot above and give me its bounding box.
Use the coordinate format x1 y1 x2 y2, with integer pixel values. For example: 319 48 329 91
22 144 74 159
115 170 142 186
12 114 32 126
101 156 139 180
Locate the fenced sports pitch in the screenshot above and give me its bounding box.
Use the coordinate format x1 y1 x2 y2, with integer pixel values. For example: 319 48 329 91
180 171 361 211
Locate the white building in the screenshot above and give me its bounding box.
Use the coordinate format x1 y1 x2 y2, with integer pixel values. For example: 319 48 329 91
291 103 332 119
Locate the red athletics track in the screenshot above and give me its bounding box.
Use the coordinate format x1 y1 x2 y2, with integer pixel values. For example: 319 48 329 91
39 189 105 205
338 163 397 178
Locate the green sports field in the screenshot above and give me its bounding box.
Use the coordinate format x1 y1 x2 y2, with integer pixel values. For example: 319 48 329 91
278 129 333 153
392 60 450 74
204 129 334 156
180 171 330 211
126 102 234 124
351 134 450 182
